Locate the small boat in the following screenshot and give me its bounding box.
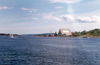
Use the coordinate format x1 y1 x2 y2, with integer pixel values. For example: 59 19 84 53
10 34 14 38
82 36 89 38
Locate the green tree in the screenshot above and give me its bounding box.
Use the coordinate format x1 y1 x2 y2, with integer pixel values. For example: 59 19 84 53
54 32 58 36
93 30 98 36
81 30 87 35
72 31 81 36
98 31 100 35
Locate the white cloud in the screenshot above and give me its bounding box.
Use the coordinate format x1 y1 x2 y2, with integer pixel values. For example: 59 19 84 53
32 17 39 20
29 12 100 23
77 16 100 23
55 6 63 9
48 0 81 4
77 16 92 22
53 17 62 22
61 14 100 23
61 15 75 22
0 6 13 9
29 11 33 12
42 14 61 22
21 7 37 13
42 14 52 19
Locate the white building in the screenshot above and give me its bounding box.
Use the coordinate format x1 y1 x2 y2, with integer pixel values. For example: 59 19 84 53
58 29 72 36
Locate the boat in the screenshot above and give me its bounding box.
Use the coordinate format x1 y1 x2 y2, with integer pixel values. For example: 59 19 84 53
82 36 89 38
10 34 14 38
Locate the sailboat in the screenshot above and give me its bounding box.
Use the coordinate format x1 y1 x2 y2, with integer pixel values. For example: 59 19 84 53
10 34 14 38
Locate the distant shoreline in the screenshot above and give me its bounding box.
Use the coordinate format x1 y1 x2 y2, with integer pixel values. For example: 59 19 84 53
0 33 20 36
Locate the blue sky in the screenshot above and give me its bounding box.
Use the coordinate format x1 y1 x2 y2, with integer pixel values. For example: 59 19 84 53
0 0 100 34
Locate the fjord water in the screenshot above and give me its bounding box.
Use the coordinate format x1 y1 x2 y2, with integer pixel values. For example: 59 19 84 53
0 36 100 65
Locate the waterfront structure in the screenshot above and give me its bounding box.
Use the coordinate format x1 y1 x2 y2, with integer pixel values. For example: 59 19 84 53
58 29 72 36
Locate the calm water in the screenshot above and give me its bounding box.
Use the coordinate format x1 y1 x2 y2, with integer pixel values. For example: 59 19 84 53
0 36 100 65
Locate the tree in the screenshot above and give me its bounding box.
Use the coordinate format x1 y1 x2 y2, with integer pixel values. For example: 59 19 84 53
81 30 87 35
98 31 100 35
72 31 81 36
54 32 58 36
93 30 98 36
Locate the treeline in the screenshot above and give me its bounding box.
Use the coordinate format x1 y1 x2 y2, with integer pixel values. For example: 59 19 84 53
0 33 19 36
72 29 100 36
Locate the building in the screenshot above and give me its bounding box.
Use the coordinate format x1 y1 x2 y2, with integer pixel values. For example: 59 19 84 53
58 29 72 36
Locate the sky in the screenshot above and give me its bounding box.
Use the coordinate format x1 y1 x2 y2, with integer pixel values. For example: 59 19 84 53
0 0 100 34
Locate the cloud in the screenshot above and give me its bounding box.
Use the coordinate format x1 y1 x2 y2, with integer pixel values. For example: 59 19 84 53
21 7 37 13
29 11 33 12
61 14 100 23
32 17 39 20
0 6 13 9
53 17 62 22
48 0 81 4
42 14 61 22
61 15 75 22
77 16 100 23
55 6 63 9
29 12 100 23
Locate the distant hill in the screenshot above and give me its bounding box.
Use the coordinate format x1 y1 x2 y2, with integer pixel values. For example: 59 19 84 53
22 33 54 36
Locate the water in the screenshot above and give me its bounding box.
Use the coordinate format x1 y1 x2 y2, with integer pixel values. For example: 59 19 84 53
0 36 100 65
